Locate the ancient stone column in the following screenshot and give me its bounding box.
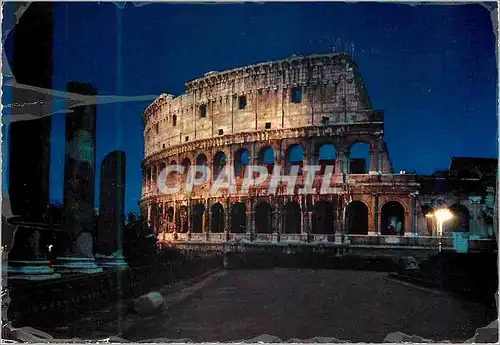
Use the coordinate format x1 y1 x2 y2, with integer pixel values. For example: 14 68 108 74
225 198 231 241
57 82 102 274
372 192 379 235
5 3 61 282
96 150 128 269
205 199 211 241
410 193 418 236
8 3 52 223
246 199 253 239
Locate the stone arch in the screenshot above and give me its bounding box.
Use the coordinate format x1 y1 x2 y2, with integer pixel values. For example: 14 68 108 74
213 151 227 180
255 201 273 234
283 201 301 234
177 205 189 233
257 146 275 174
230 202 246 233
381 201 405 236
345 200 369 235
165 160 178 187
195 153 209 182
312 200 335 234
234 148 250 178
348 141 371 174
156 162 166 188
284 144 304 175
447 204 470 233
211 203 224 233
181 157 191 175
191 203 205 233
314 142 337 175
157 162 166 177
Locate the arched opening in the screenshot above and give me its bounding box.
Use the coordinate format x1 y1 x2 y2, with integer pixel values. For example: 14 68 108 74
195 154 208 182
181 158 191 185
230 202 246 233
234 148 249 178
285 144 304 175
283 201 301 234
151 203 160 234
210 203 224 233
255 201 273 234
447 204 470 233
381 201 405 236
191 203 205 233
315 143 336 175
213 151 227 180
167 206 174 222
257 146 275 175
312 200 335 234
177 205 189 233
349 142 371 174
157 162 166 188
166 160 178 188
345 201 369 235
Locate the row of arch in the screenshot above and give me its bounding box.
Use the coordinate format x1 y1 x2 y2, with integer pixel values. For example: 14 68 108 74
158 200 411 235
145 141 374 189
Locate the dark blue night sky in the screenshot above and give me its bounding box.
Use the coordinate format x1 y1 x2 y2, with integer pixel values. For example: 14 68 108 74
2 2 498 214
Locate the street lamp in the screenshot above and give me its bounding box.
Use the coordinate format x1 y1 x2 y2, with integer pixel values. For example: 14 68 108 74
426 208 453 252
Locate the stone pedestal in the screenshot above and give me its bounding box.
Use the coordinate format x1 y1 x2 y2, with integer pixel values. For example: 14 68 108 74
53 257 102 274
6 260 61 281
95 251 128 270
55 232 102 274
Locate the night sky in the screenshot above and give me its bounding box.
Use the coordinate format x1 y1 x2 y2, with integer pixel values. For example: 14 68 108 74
2 2 498 214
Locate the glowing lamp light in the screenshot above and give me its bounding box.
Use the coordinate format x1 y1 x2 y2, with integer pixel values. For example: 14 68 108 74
434 208 453 223
432 207 453 252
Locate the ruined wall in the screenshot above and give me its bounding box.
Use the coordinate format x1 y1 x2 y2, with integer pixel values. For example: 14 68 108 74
143 53 375 158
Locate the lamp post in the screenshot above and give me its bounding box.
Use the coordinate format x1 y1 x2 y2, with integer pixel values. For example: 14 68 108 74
427 208 453 252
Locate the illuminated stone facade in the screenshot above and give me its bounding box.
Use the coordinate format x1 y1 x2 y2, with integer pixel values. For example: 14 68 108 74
140 53 495 244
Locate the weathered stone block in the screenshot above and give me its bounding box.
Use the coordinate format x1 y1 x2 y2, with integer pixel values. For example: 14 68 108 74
133 292 164 315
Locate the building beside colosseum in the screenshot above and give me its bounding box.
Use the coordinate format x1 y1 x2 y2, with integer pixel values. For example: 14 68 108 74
140 53 497 248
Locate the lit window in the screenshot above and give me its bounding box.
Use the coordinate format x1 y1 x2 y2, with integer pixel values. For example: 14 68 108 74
200 104 207 118
238 95 247 109
291 87 302 104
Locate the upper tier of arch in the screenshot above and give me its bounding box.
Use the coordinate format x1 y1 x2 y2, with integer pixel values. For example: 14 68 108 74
143 53 380 158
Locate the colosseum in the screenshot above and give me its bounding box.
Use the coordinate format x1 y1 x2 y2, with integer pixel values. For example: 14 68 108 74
140 53 496 251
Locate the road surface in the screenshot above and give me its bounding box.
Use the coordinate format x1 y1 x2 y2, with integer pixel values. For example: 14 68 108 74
124 269 496 342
